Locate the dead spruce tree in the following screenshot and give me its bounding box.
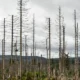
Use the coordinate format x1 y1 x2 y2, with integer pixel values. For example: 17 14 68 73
74 10 79 80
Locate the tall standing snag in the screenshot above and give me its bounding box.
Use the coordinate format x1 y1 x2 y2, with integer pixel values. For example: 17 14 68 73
11 15 14 65
59 7 62 73
33 14 35 80
62 25 65 73
46 38 48 76
2 39 4 80
33 14 35 60
48 18 51 79
74 10 79 80
76 23 78 70
20 0 22 79
2 18 5 80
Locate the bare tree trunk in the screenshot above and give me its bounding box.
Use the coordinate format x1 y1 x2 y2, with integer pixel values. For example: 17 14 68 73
62 25 65 73
20 0 22 79
74 10 78 80
33 14 35 80
3 18 5 80
30 49 32 72
59 6 62 73
48 18 51 80
10 15 14 79
25 35 28 72
46 38 48 77
2 39 4 80
15 36 18 80
40 54 42 79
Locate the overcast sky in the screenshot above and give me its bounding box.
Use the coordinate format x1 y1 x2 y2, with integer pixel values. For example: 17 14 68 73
0 0 80 58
